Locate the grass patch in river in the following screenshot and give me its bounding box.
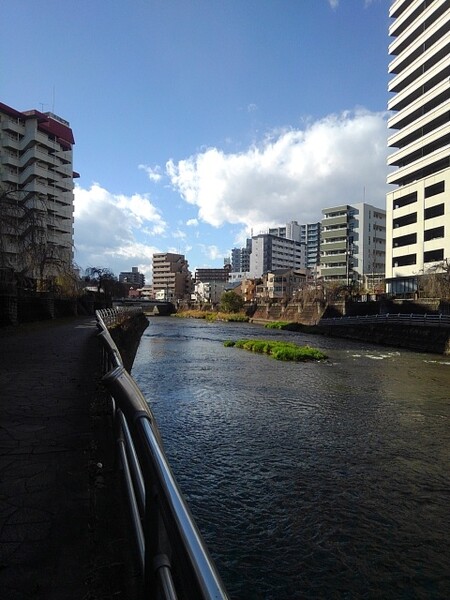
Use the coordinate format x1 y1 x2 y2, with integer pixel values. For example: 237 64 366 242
224 339 327 361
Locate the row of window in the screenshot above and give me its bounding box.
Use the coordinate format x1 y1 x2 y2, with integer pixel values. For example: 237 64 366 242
392 180 445 210
393 225 445 248
393 248 444 267
393 202 445 229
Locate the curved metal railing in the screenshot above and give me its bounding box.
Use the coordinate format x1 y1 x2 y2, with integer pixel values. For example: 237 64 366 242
96 308 229 600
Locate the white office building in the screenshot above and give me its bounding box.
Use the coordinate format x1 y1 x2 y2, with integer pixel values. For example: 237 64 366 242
386 0 450 294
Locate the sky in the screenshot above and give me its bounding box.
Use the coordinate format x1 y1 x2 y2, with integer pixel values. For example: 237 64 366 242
1 0 392 282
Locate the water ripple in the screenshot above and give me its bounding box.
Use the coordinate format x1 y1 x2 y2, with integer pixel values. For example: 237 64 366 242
133 318 450 599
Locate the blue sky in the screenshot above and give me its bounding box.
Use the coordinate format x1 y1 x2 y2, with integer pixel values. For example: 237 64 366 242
2 0 391 282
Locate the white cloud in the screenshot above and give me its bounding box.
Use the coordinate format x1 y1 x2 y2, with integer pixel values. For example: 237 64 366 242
328 0 339 9
198 244 226 262
73 183 166 279
138 164 163 182
186 218 199 226
166 110 389 233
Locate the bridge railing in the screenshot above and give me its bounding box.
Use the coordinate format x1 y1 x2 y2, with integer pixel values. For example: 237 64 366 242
319 313 450 327
96 309 229 600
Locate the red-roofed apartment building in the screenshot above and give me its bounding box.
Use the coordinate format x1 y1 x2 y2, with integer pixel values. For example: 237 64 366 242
0 102 78 285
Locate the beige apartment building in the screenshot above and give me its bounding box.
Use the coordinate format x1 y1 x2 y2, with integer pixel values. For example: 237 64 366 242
0 102 77 285
152 252 192 301
386 0 450 294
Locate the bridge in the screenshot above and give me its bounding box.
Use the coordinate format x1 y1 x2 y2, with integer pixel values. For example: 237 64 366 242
113 299 176 316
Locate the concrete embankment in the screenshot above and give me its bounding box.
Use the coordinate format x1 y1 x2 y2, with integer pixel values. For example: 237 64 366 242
304 322 450 355
109 311 149 371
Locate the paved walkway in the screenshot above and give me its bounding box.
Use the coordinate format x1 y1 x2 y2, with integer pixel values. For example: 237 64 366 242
0 317 138 599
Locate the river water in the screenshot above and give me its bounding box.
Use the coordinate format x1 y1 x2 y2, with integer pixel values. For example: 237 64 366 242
132 317 450 599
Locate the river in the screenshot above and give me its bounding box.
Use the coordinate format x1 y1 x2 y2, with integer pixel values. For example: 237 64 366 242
131 317 450 599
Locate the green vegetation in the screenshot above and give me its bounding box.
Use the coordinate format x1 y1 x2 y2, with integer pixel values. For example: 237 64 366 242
176 309 249 322
224 339 327 362
219 290 244 313
265 321 291 329
264 321 309 332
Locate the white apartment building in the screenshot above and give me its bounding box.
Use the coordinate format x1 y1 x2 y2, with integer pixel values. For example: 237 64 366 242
249 233 306 278
320 203 386 285
269 220 302 242
386 0 450 294
152 252 192 300
193 280 227 304
0 102 77 283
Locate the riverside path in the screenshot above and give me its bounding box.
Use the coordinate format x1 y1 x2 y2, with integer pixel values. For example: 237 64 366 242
0 316 138 599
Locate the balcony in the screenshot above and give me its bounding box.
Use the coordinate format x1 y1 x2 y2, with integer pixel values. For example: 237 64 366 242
1 118 24 134
389 6 449 75
388 122 450 168
1 133 20 149
387 145 450 186
321 227 347 241
321 266 347 277
388 54 450 112
1 151 19 167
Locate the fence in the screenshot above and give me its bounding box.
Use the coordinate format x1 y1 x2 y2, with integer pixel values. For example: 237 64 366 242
96 308 229 600
319 312 450 328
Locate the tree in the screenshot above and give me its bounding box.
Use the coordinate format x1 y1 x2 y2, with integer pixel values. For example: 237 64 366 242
85 267 126 299
420 259 450 300
220 290 244 313
0 186 72 291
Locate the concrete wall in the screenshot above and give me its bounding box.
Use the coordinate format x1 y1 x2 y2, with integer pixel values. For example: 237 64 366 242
317 322 450 355
109 312 149 371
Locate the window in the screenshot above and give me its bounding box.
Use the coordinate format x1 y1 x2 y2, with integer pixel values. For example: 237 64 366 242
424 249 444 263
424 203 444 220
393 192 417 210
424 226 444 241
424 181 445 199
393 232 417 247
393 254 416 267
393 212 417 228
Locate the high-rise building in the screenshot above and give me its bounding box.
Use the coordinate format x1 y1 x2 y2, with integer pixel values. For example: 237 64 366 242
152 252 192 300
119 266 145 287
249 233 306 278
195 264 231 283
300 222 321 270
231 238 252 273
269 221 302 243
0 102 77 283
386 1 450 294
320 203 386 285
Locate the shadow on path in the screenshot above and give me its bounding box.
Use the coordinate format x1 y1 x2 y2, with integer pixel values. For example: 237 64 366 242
0 317 139 599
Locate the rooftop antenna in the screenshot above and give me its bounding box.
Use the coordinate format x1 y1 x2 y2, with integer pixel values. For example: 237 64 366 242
52 86 55 113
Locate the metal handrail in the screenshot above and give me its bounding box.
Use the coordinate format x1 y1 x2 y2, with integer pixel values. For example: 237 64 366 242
319 312 450 327
95 310 229 600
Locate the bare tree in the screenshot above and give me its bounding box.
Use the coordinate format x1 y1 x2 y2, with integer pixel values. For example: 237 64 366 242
0 186 72 291
420 259 450 300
